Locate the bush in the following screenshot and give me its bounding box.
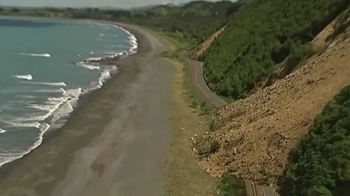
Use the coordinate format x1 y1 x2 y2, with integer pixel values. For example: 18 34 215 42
11 8 20 13
218 173 247 196
201 0 350 99
197 139 221 158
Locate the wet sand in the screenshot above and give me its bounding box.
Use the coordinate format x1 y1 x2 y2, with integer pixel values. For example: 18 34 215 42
0 23 174 196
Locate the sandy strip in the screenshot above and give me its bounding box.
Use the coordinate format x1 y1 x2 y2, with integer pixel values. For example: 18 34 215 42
0 23 174 196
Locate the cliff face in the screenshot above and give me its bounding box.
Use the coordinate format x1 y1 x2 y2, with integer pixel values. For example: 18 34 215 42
196 13 350 187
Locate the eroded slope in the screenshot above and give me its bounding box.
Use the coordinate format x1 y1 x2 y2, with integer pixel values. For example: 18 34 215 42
197 21 350 188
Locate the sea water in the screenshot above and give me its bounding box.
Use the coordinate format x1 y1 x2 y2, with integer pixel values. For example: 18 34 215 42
0 16 137 167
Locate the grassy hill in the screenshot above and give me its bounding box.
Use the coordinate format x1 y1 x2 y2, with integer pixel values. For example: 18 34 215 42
199 0 350 99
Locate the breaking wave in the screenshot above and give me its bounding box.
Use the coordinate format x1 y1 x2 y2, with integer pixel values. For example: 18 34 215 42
14 74 33 81
20 81 67 87
0 21 138 169
19 53 51 57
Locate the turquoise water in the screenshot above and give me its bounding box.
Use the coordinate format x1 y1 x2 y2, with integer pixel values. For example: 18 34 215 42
0 16 137 166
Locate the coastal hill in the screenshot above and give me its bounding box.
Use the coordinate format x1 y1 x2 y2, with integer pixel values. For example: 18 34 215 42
0 1 240 46
197 4 350 196
3 1 350 195
125 1 350 194
130 0 242 44
199 0 350 99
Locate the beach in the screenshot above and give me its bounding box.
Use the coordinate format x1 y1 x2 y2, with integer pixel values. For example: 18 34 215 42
0 23 174 196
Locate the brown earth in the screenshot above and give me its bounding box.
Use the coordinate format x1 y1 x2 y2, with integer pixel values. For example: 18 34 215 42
189 25 226 59
197 17 350 189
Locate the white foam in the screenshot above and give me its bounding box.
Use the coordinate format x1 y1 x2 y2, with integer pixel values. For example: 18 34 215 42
64 88 82 98
0 128 6 134
4 121 41 128
12 88 82 124
0 23 138 168
98 70 111 86
76 61 100 70
14 74 33 81
113 25 138 55
20 81 67 87
86 57 101 61
99 33 105 37
0 122 50 168
34 89 63 93
20 53 51 57
48 88 81 125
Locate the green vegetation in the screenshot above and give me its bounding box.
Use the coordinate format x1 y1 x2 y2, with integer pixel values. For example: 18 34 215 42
218 173 247 196
132 1 242 44
282 85 350 196
200 0 350 99
196 138 220 159
0 1 241 46
11 8 20 13
326 9 350 42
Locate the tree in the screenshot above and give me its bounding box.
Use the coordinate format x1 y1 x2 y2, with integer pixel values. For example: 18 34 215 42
200 0 350 99
11 8 20 12
282 84 350 196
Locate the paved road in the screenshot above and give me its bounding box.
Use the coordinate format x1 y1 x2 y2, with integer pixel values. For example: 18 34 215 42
185 58 279 196
245 181 280 196
185 58 226 108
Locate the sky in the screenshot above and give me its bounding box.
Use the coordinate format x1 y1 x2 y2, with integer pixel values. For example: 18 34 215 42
0 0 224 9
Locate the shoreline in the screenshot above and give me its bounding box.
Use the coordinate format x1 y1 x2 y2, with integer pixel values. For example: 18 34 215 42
0 22 173 196
0 19 139 169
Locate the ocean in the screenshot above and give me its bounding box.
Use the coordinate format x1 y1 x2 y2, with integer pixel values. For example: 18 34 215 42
0 16 137 167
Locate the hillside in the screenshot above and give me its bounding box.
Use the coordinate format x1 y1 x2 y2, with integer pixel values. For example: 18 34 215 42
132 0 243 44
0 1 241 46
199 0 350 99
280 11 350 196
282 85 350 196
195 10 350 192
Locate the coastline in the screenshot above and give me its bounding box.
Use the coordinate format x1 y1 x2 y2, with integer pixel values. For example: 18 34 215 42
0 18 138 169
0 22 173 196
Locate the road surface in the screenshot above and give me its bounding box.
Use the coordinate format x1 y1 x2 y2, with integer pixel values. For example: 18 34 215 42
185 59 279 196
245 181 280 196
185 58 226 108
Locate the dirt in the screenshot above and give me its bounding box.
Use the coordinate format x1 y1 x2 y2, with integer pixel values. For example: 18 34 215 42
197 17 350 188
189 25 227 59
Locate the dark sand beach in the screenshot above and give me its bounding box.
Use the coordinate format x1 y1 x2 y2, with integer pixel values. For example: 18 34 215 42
0 23 174 196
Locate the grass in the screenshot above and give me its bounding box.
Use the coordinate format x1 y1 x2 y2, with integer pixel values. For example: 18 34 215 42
153 28 215 115
146 28 218 196
163 58 218 196
144 25 249 196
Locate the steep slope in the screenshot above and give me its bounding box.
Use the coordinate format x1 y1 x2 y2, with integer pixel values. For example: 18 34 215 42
200 0 350 99
281 10 350 196
189 25 227 59
282 86 350 196
196 17 350 189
